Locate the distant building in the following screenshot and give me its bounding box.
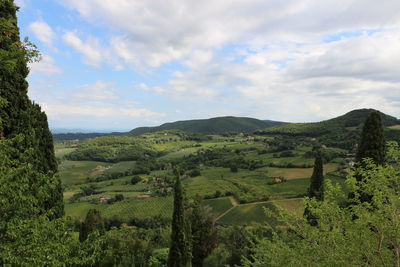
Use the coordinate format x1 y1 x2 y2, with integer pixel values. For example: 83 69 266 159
99 197 111 204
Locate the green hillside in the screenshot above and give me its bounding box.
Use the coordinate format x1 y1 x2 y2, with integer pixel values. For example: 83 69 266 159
256 109 400 149
257 109 399 136
127 116 285 136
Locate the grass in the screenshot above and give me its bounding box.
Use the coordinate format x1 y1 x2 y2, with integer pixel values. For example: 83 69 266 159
59 161 112 186
202 197 233 217
269 163 340 179
274 199 304 217
65 202 107 219
66 196 174 221
218 202 278 226
55 147 76 159
102 196 173 221
268 178 309 197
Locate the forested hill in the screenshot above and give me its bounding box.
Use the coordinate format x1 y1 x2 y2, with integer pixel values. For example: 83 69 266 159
53 109 400 141
53 116 285 140
127 116 284 136
256 109 399 136
255 109 400 149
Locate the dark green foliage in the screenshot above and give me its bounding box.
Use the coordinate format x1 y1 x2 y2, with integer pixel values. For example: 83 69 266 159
99 226 154 266
350 111 386 204
0 136 101 265
308 152 324 201
188 168 201 177
131 175 142 184
128 116 285 136
168 173 192 267
79 209 105 242
355 111 386 166
230 165 238 172
66 136 158 162
189 197 218 267
305 152 324 226
0 0 63 218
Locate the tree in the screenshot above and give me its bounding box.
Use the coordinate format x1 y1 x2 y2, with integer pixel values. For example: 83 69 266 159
307 152 324 201
355 111 385 167
352 111 386 203
0 0 63 218
168 171 192 267
0 2 102 264
79 209 105 242
304 152 324 225
189 196 218 267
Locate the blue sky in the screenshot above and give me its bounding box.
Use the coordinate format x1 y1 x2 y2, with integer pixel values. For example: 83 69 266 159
16 0 400 131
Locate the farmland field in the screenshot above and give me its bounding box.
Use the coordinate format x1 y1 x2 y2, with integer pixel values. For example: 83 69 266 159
56 131 351 225
203 197 234 217
218 202 278 226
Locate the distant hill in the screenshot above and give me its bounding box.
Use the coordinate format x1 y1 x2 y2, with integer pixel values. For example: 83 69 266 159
256 108 400 149
256 109 399 136
53 116 285 141
126 116 285 136
52 132 123 141
53 110 400 143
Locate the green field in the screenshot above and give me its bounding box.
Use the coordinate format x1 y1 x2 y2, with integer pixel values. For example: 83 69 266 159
202 197 234 217
101 196 174 221
59 161 112 185
57 131 351 225
218 202 278 226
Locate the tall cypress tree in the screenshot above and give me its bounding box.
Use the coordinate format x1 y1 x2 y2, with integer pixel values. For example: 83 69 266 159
355 111 385 168
0 0 30 137
308 152 324 201
351 111 386 203
304 152 324 226
79 209 105 242
189 196 218 267
168 171 192 267
0 0 63 218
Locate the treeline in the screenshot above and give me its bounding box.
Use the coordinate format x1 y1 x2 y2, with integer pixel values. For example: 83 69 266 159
87 160 161 182
66 136 158 162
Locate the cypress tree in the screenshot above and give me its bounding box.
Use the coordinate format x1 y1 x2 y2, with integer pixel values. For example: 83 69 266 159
189 196 218 267
351 111 386 203
79 209 105 242
308 152 324 201
0 0 30 137
355 111 385 168
168 170 192 267
304 152 324 225
0 0 63 218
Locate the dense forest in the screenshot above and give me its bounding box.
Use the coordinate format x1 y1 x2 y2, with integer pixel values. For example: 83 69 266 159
1 1 400 266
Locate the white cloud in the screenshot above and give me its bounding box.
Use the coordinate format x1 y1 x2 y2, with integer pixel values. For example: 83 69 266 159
15 0 27 8
29 80 166 128
29 21 55 47
74 81 118 100
63 31 104 67
136 83 166 95
29 54 62 75
287 30 400 83
61 0 400 68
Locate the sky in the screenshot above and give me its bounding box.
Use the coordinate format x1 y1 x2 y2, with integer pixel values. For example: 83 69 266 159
16 0 400 131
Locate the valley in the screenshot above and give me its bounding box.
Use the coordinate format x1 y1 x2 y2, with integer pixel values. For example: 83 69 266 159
57 108 398 229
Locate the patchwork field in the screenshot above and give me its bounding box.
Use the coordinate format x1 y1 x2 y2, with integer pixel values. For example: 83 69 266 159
57 131 349 226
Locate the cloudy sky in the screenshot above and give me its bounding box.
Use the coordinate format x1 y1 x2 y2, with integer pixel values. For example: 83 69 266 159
17 0 400 131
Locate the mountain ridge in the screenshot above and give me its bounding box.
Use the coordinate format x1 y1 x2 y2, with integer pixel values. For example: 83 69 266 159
126 116 285 136
52 109 400 141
